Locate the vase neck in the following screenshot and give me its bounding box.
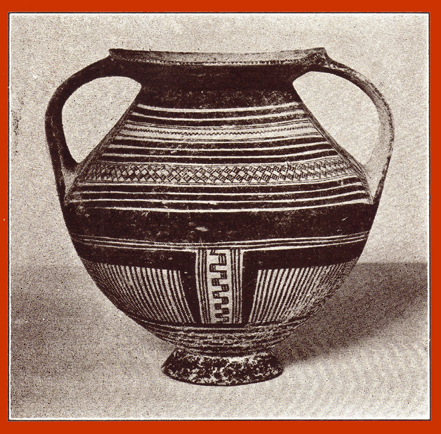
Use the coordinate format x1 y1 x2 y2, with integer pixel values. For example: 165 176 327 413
109 48 328 90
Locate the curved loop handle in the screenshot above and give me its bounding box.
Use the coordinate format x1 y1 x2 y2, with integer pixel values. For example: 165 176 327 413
297 53 394 203
45 56 134 201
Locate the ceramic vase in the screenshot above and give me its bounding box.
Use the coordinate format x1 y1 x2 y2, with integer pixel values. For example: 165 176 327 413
46 48 393 385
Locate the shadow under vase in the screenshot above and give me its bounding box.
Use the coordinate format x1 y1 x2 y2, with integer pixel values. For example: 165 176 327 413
273 262 428 366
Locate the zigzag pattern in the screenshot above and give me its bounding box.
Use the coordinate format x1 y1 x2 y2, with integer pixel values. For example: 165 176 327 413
83 157 353 185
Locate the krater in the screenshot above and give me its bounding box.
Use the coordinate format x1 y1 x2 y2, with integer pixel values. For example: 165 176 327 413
46 48 393 385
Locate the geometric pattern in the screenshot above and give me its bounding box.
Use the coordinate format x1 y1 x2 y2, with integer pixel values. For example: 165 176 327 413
249 259 357 324
195 249 242 324
70 95 370 337
81 259 195 324
83 157 354 185
77 244 361 329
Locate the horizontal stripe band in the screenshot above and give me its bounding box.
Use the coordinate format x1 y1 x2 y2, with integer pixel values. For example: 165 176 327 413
125 117 310 128
119 122 318 137
107 142 329 155
103 144 332 158
129 110 307 124
113 133 324 145
110 135 326 150
71 185 366 202
74 176 363 193
72 232 369 252
69 193 370 212
99 150 338 164
69 189 368 204
136 101 302 114
74 199 369 212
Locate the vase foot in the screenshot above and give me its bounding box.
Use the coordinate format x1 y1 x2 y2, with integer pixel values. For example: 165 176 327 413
162 348 283 386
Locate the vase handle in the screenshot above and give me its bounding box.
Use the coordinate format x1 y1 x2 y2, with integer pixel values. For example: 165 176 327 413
45 56 135 201
296 52 394 203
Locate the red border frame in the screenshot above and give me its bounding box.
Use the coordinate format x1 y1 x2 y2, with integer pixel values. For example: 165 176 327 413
3 2 435 432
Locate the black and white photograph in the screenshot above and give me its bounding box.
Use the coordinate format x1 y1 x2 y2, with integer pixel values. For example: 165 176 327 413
9 12 429 419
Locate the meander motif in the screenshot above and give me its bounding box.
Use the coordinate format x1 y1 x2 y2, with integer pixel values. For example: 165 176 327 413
46 48 393 385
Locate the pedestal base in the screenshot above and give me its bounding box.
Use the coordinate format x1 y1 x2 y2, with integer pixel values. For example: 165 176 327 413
162 349 283 386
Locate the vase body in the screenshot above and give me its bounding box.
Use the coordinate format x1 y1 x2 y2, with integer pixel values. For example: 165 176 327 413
46 48 393 385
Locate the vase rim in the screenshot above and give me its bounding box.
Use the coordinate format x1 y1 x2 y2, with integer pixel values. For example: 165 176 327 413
109 47 327 66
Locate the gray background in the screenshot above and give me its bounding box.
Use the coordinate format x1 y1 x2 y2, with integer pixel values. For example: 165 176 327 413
9 13 429 420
